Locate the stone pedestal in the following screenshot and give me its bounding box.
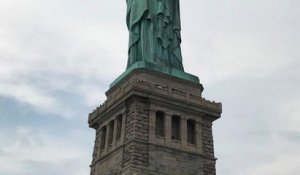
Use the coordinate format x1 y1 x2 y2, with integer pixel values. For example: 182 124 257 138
88 68 222 175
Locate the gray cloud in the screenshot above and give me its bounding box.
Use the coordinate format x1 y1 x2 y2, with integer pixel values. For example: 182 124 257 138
0 126 93 175
211 60 300 174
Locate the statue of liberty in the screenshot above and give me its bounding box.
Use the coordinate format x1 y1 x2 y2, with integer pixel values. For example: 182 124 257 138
126 0 184 71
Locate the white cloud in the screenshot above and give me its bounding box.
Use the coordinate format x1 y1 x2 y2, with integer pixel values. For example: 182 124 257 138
252 154 300 175
0 82 57 111
0 127 91 175
0 0 128 117
181 0 299 84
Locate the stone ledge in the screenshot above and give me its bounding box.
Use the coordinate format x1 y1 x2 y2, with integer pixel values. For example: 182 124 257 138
89 69 222 126
110 61 200 88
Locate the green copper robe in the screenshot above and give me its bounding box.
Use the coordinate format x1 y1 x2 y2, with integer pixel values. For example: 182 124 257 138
126 0 184 71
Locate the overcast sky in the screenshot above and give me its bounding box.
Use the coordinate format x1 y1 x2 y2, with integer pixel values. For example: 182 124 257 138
0 0 299 175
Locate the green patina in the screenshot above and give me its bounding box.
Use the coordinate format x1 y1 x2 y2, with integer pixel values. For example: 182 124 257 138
126 0 183 70
110 61 199 88
110 0 199 88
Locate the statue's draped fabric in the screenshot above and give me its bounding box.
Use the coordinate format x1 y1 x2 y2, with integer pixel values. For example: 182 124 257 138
126 0 184 71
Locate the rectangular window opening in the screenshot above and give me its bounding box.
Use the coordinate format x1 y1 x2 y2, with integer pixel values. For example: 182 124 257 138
171 115 180 141
116 115 122 140
100 126 107 150
108 121 114 145
155 111 165 137
187 119 196 144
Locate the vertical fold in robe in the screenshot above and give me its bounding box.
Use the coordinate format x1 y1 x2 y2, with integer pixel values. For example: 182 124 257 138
126 0 184 71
